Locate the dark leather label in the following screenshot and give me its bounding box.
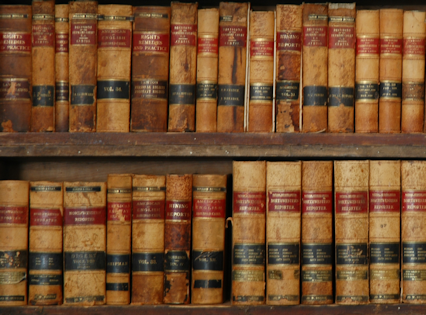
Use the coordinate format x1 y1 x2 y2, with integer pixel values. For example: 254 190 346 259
192 251 223 271
132 79 168 100
132 252 164 272
303 86 327 106
70 85 95 105
106 254 130 274
336 244 368 265
218 84 245 106
370 294 399 300
164 250 189 272
403 242 426 263
233 295 264 302
0 296 25 302
29 274 62 286
97 80 130 100
276 81 299 101
268 243 299 265
29 252 62 270
33 85 54 107
194 279 222 289
196 82 217 100
0 78 31 100
233 244 265 266
402 82 425 100
250 84 273 101
0 250 27 269
329 87 354 107
169 84 195 105
56 82 69 102
302 295 333 302
66 186 101 192
302 270 332 282
380 82 402 99
355 83 379 101
302 243 333 265
370 243 399 264
64 251 105 271
106 283 129 291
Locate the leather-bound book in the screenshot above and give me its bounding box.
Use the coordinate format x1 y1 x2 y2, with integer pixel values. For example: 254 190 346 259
335 161 369 304
168 2 198 132
266 162 301 305
0 6 32 132
0 181 29 305
164 174 192 304
69 1 98 132
302 4 328 133
217 2 248 133
275 5 302 133
301 161 333 305
131 175 165 305
28 182 63 305
63 182 106 306
192 174 227 304
369 161 400 304
232 161 266 305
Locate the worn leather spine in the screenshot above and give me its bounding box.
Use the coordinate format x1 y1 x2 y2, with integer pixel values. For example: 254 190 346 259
97 5 132 133
217 2 248 133
192 175 227 304
302 4 328 132
69 1 97 132
0 181 29 305
266 162 301 305
355 10 379 133
379 9 403 133
369 161 400 304
301 162 333 305
106 175 132 305
131 175 165 305
275 5 302 133
164 174 192 304
28 182 63 306
232 161 266 305
0 6 32 132
63 182 106 306
335 161 369 304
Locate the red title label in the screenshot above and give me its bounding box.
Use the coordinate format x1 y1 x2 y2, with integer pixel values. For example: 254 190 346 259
30 208 62 226
56 32 69 53
32 24 54 47
403 191 426 212
403 38 425 56
0 79 30 100
219 26 247 47
107 202 131 222
193 198 226 218
133 200 165 220
336 192 368 213
250 40 274 57
277 31 301 52
171 24 196 47
98 29 131 48
198 37 218 54
380 38 402 55
166 200 192 220
303 26 327 47
71 22 96 46
0 206 28 224
269 191 300 212
233 192 266 214
64 207 106 225
0 32 31 53
329 26 355 49
356 37 379 55
133 32 169 53
302 191 333 213
370 190 400 213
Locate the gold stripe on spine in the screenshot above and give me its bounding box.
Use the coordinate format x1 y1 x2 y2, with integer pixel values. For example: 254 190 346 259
32 14 54 20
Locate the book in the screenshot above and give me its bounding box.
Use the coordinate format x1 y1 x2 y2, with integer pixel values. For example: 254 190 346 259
266 162 301 305
164 174 192 304
301 161 333 305
63 182 106 306
97 5 132 133
192 174 227 304
168 2 198 132
232 161 266 305
335 161 369 304
131 175 166 305
28 182 63 305
0 181 29 305
0 5 32 132
275 5 302 133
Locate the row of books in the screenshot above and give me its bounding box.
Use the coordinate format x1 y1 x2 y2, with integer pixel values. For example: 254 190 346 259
1 2 424 134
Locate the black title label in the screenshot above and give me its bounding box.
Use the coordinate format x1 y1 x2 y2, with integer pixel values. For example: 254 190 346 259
336 244 368 265
0 250 27 269
106 254 130 274
164 251 189 272
132 252 163 272
403 242 426 264
194 279 222 289
29 252 62 270
169 84 195 105
131 79 168 100
329 87 354 107
250 84 273 101
33 85 54 107
56 82 69 102
276 81 299 101
355 83 379 101
233 244 265 266
218 84 245 106
106 283 129 291
302 244 332 265
97 80 130 100
29 274 62 286
196 83 217 100
370 243 399 264
70 85 95 105
64 251 105 271
268 243 299 265
192 250 223 271
303 86 327 106
380 82 402 99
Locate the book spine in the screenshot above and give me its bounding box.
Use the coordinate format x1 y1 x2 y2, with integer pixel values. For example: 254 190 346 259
302 4 328 133
301 161 333 305
106 175 132 305
196 9 219 133
355 10 380 133
275 5 302 133
0 6 32 132
232 161 266 305
69 1 98 132
131 175 165 305
401 11 426 133
164 174 192 304
369 161 400 304
266 162 301 305
217 2 248 133
335 161 369 304
96 5 132 133
28 182 63 306
379 9 403 133
63 182 106 306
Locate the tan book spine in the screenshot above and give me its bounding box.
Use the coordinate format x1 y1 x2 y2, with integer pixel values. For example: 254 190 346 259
131 175 165 305
63 182 106 306
69 1 97 132
266 162 301 305
302 4 328 132
217 2 248 133
369 161 400 304
232 161 266 305
164 174 192 304
355 10 379 133
0 181 29 305
28 182 63 306
379 9 403 133
192 175 227 304
301 161 333 305
106 175 132 305
196 9 219 133
0 6 32 132
96 5 132 133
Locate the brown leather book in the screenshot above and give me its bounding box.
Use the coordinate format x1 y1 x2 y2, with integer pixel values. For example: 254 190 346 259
0 6 32 132
275 5 302 133
0 181 29 305
28 182 63 306
63 182 106 306
168 2 198 132
164 174 192 304
69 1 98 132
217 2 248 133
